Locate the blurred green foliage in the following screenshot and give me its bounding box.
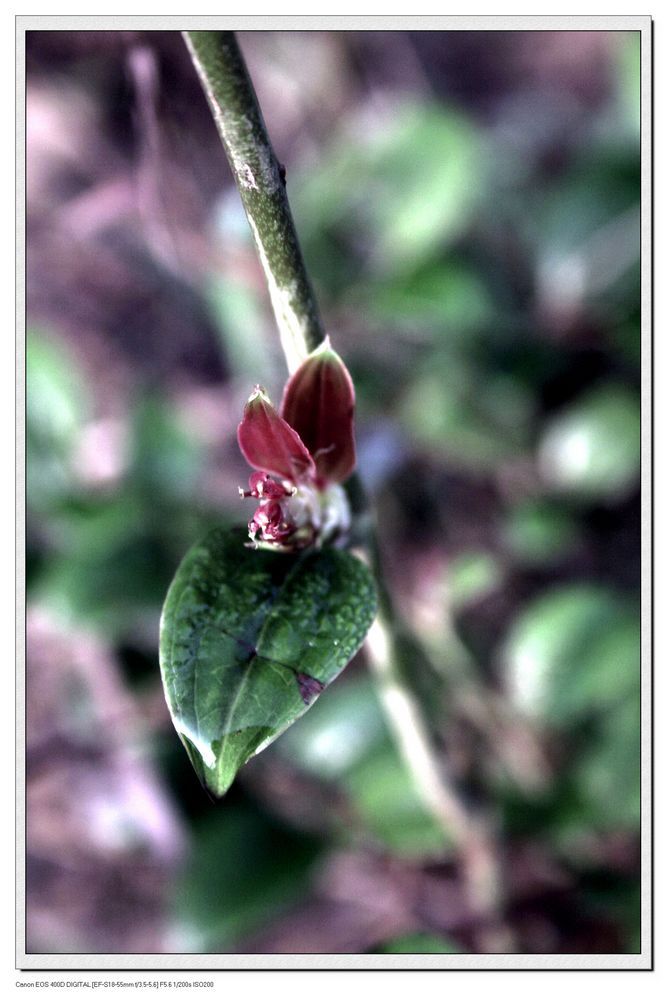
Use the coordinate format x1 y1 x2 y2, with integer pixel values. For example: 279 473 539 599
377 932 463 954
27 330 90 509
503 584 640 837
448 551 503 608
502 499 580 566
27 333 220 640
503 585 639 724
27 29 642 955
539 385 640 502
278 676 452 858
294 104 485 284
172 803 321 951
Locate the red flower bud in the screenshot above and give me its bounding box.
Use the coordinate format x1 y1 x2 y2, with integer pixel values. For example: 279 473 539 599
237 344 356 551
240 472 292 500
237 386 315 483
280 339 356 486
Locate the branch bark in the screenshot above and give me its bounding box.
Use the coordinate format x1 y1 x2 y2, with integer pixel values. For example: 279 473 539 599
184 30 325 373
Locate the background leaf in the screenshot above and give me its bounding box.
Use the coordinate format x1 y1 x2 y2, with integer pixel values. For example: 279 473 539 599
376 932 463 954
502 584 639 723
160 528 377 797
538 386 640 503
171 803 321 951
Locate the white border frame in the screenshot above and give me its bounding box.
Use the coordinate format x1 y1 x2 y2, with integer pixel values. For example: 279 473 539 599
16 14 653 972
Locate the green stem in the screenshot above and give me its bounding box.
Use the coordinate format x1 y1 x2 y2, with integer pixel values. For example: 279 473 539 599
185 30 511 940
184 31 325 372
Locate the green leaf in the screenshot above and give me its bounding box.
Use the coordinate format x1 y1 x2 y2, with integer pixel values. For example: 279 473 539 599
502 500 579 566
503 584 639 724
366 105 485 270
448 551 503 609
571 692 641 831
171 804 321 951
377 932 463 954
130 395 205 502
538 386 640 503
343 743 453 858
275 674 452 857
159 527 377 797
616 32 641 139
206 275 270 382
293 102 485 284
276 675 388 781
367 260 492 335
399 364 533 471
27 329 89 510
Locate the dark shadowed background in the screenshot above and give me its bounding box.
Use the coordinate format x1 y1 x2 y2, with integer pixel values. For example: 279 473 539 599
25 28 641 955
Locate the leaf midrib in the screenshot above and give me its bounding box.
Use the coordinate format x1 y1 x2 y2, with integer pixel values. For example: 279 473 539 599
212 554 310 782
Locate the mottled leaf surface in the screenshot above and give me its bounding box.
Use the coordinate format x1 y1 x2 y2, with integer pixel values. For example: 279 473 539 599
159 527 377 797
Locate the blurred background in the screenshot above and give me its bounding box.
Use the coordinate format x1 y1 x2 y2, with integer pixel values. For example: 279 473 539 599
25 28 642 956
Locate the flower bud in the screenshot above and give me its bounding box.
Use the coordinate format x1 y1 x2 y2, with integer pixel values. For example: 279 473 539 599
237 386 315 483
280 338 356 486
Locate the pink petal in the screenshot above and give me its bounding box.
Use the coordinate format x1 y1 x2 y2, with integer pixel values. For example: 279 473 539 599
280 340 356 485
237 386 315 483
